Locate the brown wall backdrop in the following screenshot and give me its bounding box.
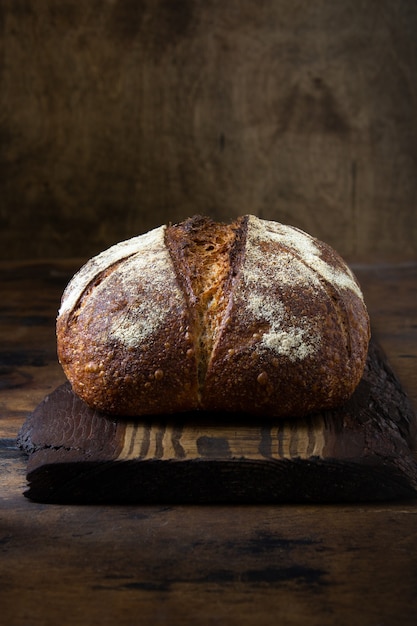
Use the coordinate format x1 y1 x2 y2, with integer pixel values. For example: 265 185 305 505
1 0 417 262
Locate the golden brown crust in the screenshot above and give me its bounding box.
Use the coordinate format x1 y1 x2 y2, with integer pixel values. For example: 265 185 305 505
56 216 370 418
202 217 370 417
57 226 199 415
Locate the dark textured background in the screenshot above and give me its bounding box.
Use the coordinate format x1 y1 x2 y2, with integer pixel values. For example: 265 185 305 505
1 0 417 261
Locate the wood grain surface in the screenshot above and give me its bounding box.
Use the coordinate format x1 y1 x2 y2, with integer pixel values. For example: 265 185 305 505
16 340 417 504
1 261 417 625
2 1 417 262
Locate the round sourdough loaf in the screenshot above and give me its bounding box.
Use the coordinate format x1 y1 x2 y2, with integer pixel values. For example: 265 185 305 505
56 215 370 418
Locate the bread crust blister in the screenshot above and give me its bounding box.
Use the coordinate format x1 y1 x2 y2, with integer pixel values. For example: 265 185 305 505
57 215 370 418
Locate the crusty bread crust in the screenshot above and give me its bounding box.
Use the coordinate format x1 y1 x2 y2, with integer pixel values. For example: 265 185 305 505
57 226 199 415
56 215 370 418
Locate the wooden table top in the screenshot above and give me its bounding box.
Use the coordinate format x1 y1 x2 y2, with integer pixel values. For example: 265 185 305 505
1 259 416 626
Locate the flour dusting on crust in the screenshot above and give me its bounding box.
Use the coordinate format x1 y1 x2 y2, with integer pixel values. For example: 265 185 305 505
108 239 184 347
59 227 168 318
248 216 363 299
59 226 185 349
239 215 364 361
246 293 321 361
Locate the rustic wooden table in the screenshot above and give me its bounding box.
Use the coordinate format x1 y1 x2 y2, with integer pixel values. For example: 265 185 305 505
1 260 416 626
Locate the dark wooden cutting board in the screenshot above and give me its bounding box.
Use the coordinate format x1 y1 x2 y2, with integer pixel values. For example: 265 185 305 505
17 340 417 504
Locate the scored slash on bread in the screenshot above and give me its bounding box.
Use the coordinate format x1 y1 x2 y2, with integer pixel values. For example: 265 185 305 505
165 216 245 399
56 215 370 419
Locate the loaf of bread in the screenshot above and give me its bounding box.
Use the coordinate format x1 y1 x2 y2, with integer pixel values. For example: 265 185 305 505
56 215 370 419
